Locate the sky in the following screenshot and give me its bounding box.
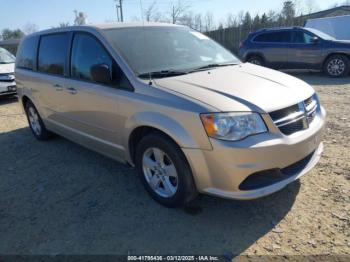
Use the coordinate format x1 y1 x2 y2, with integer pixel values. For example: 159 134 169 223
0 0 345 32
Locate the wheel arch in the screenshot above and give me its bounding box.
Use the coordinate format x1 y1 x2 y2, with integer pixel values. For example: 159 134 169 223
21 95 31 109
128 126 181 164
245 52 266 63
124 112 211 164
323 52 350 67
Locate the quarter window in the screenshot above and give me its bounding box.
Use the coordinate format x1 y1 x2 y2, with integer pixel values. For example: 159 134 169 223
38 33 69 76
16 36 38 70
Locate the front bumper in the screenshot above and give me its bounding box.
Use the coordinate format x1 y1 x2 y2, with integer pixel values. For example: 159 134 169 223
183 107 326 200
0 81 17 96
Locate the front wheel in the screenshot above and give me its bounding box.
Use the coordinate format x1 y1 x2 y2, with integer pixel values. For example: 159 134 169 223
135 133 197 207
324 55 350 77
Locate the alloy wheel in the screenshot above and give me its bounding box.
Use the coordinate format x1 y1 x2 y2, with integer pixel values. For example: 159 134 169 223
28 106 42 136
327 58 346 76
142 147 178 198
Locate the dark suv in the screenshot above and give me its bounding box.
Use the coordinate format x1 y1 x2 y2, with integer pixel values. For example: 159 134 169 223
239 27 350 77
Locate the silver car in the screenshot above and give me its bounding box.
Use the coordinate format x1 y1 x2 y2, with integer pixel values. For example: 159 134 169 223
0 47 16 96
16 23 326 207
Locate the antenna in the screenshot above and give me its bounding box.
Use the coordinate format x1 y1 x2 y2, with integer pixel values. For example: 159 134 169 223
139 0 153 85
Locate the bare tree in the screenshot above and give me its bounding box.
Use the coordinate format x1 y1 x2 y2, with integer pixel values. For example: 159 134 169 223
193 13 203 32
304 0 319 14
237 10 245 25
23 23 38 34
178 12 195 28
203 12 214 32
58 22 70 28
170 0 190 24
144 1 162 22
225 13 238 28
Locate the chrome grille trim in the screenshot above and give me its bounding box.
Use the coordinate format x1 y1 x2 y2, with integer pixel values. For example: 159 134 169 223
276 113 306 128
269 95 318 135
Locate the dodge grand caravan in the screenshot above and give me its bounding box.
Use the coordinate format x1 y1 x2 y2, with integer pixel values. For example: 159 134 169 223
16 23 326 207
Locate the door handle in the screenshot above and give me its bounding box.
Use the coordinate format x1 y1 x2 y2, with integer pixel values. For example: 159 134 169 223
66 87 77 94
54 84 63 91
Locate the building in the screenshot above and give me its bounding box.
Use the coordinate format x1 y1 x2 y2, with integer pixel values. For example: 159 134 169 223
298 5 350 22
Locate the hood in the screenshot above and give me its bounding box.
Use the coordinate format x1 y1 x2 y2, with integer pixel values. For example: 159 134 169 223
0 63 15 74
154 63 314 113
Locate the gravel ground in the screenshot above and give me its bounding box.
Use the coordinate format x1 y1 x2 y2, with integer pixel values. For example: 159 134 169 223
0 72 349 258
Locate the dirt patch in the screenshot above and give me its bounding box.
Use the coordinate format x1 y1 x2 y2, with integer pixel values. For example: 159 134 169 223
0 72 349 256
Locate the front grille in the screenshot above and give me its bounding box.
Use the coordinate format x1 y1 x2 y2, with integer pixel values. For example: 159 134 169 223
269 95 318 136
304 97 313 107
239 150 315 191
279 119 305 135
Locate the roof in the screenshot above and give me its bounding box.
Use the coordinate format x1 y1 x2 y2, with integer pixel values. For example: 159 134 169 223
252 26 303 34
26 22 184 37
298 5 350 19
306 14 350 21
92 22 184 30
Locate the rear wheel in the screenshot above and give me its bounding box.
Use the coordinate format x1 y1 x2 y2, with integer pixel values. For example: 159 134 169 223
247 55 264 66
135 133 197 207
25 100 52 140
324 55 350 77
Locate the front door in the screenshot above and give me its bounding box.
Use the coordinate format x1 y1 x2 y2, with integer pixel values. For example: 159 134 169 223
58 32 130 159
288 31 323 69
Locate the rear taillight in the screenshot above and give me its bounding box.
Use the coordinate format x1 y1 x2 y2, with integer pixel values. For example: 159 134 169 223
239 42 244 49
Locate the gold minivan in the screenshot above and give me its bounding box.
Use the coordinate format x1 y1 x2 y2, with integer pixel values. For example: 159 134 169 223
16 23 326 207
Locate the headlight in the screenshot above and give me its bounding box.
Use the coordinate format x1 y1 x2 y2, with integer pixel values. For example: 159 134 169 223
200 112 267 141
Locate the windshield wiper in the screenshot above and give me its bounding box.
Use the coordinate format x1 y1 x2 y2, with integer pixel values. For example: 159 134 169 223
138 63 238 79
138 70 189 79
190 62 238 72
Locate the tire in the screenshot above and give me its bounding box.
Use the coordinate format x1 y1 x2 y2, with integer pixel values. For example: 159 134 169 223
247 55 264 66
24 100 52 140
324 54 350 77
135 133 197 207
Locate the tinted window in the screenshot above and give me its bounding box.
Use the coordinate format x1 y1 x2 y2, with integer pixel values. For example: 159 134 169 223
71 33 113 81
71 33 130 89
293 31 314 43
16 37 37 70
254 31 292 43
38 33 69 76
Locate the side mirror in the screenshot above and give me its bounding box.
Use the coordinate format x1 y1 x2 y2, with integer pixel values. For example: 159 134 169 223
311 36 319 44
91 64 112 84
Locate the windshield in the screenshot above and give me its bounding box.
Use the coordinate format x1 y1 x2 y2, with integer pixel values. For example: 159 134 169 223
0 47 16 64
103 26 240 76
305 28 335 40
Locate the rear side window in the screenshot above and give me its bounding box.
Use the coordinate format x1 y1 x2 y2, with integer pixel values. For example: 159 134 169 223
16 37 38 70
38 33 69 76
254 31 292 43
